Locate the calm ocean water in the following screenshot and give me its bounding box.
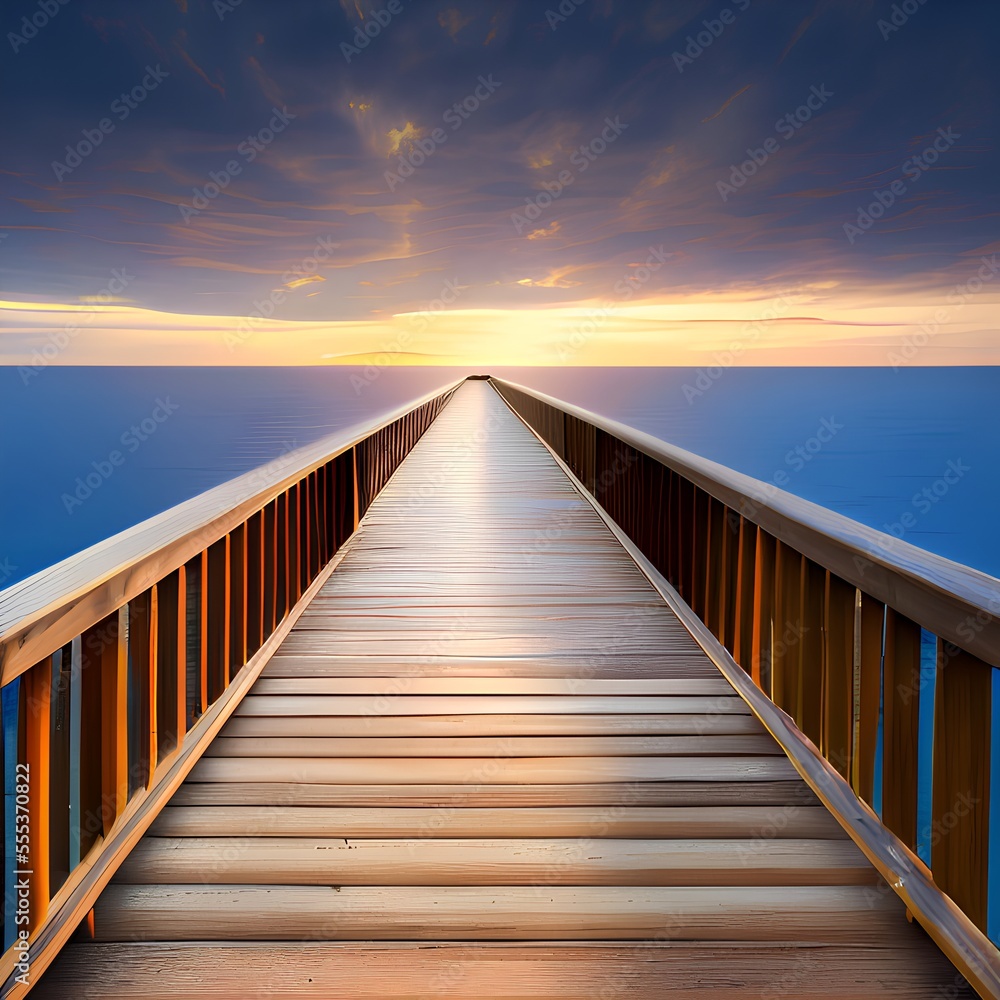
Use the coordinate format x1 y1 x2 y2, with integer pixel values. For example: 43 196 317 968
2 366 998 588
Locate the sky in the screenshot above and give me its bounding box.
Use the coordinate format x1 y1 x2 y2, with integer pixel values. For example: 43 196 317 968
1 0 998 365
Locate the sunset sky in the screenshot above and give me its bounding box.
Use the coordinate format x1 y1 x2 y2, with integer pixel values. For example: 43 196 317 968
2 0 998 365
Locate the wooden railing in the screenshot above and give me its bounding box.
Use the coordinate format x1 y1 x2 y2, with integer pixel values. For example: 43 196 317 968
0 381 459 995
492 377 1000 996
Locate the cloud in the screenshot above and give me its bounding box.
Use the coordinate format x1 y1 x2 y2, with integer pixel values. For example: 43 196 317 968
173 30 226 98
438 8 473 41
700 84 752 124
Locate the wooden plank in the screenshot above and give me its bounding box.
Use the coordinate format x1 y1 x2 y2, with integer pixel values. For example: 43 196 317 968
117 837 875 887
34 940 976 1000
188 755 799 785
253 675 736 696
205 734 780 758
221 713 764 738
235 695 752 717
170 780 820 808
149 804 847 839
91 884 906 943
265 654 713 679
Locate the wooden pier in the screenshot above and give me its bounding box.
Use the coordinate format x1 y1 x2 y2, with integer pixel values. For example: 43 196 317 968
2 379 999 997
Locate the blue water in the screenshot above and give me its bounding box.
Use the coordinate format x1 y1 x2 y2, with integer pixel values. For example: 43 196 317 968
1 366 998 587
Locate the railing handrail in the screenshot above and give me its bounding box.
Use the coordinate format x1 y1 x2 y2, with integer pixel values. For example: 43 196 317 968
0 379 464 682
491 377 1000 668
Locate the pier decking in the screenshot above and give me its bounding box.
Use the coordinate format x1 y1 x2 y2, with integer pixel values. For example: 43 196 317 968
33 381 971 997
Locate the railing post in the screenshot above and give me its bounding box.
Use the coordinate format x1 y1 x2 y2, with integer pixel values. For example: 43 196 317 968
932 645 992 931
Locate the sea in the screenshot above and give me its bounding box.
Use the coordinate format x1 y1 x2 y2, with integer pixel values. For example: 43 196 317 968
1 365 998 588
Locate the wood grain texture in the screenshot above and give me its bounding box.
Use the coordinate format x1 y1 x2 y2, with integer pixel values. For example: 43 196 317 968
34 941 977 999
117 836 875 886
149 804 848 839
92 884 909 943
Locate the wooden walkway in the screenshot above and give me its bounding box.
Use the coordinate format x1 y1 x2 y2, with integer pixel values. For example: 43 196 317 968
38 382 969 997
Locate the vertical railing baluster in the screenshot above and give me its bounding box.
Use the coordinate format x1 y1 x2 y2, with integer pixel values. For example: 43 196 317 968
263 503 276 638
989 668 1000 946
155 570 181 759
49 644 71 895
230 524 247 679
932 646 992 931
23 657 51 927
67 637 82 872
855 594 884 806
2 676 22 949
750 527 775 694
799 558 825 747
823 573 854 779
882 609 921 851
